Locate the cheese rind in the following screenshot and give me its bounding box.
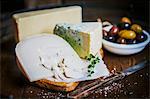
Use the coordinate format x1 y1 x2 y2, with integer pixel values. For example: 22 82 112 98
54 22 102 58
13 6 82 41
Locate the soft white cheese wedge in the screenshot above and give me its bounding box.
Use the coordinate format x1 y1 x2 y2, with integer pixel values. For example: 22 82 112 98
16 34 109 82
54 22 102 58
16 34 85 82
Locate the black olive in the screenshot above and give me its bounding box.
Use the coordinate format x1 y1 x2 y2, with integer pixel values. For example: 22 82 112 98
117 38 126 44
127 39 137 44
132 39 137 44
107 36 116 42
117 22 131 30
136 33 147 42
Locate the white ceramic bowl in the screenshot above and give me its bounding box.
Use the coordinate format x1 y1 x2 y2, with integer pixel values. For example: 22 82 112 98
102 30 150 55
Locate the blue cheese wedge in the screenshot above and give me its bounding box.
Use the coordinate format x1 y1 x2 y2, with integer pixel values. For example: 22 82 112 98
54 22 102 58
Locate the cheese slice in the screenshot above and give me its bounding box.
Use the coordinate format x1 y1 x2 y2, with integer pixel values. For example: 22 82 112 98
15 34 109 82
13 6 82 41
54 22 102 58
15 34 86 82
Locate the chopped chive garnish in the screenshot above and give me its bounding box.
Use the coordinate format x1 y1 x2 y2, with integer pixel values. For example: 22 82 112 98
87 54 100 77
88 64 92 68
91 71 94 74
87 58 91 61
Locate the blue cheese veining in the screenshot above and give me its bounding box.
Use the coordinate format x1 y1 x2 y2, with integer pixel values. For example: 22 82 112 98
54 22 102 58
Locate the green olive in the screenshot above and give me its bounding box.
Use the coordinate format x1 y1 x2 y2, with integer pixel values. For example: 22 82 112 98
118 30 128 36
131 24 143 34
119 30 136 39
121 17 131 24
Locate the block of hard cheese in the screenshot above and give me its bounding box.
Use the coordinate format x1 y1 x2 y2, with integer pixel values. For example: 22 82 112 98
13 6 82 41
54 22 102 58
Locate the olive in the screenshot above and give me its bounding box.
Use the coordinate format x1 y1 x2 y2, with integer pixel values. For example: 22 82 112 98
117 38 127 44
103 30 108 37
131 24 143 34
106 36 116 42
136 33 147 42
109 26 119 36
103 30 109 40
118 30 128 36
121 17 131 24
119 30 136 39
117 22 131 30
127 39 137 44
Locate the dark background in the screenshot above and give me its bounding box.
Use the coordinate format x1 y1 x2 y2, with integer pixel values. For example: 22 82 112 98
1 0 149 23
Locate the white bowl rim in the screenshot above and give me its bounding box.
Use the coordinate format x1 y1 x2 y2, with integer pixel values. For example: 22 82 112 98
102 30 150 49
